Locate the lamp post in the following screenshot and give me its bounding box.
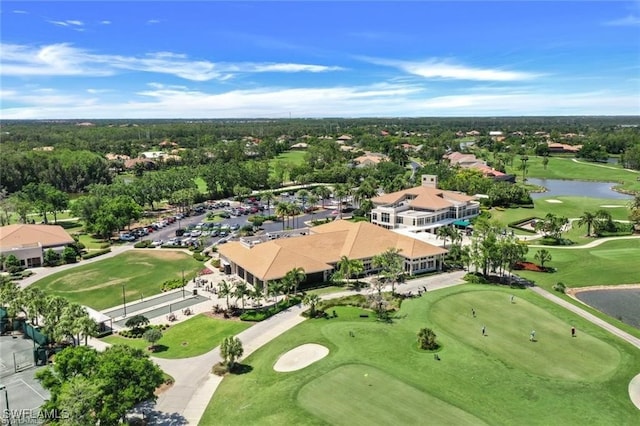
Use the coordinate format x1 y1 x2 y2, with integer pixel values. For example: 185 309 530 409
182 269 186 299
122 284 127 317
0 384 11 426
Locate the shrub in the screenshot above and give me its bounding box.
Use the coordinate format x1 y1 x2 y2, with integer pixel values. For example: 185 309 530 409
211 259 221 268
417 327 439 350
134 240 152 248
212 362 229 376
463 272 490 284
99 243 111 249
161 278 185 292
81 248 111 260
161 244 183 249
553 282 566 293
193 253 206 261
239 296 302 322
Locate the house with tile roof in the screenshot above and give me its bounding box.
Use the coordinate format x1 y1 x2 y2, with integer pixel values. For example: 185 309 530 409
0 224 75 268
370 175 480 234
217 220 447 287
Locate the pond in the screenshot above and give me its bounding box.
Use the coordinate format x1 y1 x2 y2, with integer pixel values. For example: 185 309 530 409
528 178 633 199
575 288 640 330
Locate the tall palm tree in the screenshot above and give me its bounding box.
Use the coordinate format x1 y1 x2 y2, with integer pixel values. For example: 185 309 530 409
313 186 332 209
296 189 310 210
267 280 283 302
285 267 306 296
233 281 248 310
289 203 302 229
372 247 404 295
303 293 321 317
333 183 349 219
437 226 451 248
275 202 288 231
217 280 233 310
577 211 597 236
260 192 275 212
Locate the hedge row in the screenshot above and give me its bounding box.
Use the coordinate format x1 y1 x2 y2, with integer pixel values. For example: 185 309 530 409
81 248 112 260
240 296 302 322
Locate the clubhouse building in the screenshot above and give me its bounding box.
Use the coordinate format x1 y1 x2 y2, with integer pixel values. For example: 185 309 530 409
217 220 447 288
0 224 75 268
370 175 480 234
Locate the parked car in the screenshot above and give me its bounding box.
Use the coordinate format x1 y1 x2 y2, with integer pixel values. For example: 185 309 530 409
119 233 136 241
151 240 163 247
175 228 185 237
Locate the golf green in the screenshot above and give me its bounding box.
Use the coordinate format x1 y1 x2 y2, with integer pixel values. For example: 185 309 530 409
202 287 640 425
298 364 485 425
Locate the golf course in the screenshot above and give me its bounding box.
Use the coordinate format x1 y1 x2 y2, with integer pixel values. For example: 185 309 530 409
202 285 640 424
32 250 203 310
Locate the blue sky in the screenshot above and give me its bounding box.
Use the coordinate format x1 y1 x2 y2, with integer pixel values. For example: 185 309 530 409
1 1 639 119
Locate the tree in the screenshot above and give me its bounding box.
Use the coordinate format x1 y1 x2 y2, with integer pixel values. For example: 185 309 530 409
56 376 102 426
217 280 233 310
233 281 248 310
577 211 597 236
534 249 552 269
62 246 78 264
260 191 275 212
296 189 310 210
3 253 22 273
417 327 438 350
303 293 321 318
220 336 244 371
313 186 332 208
284 267 306 296
43 248 61 267
372 248 405 295
541 155 549 170
333 256 364 287
333 183 349 219
143 328 163 351
124 314 149 333
518 155 529 182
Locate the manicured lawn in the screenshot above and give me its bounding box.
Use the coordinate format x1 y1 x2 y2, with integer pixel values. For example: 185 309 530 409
202 286 640 425
32 250 203 310
519 239 640 289
269 150 306 180
102 314 251 359
506 156 640 193
193 177 208 194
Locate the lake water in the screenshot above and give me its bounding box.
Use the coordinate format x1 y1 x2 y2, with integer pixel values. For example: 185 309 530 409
528 178 633 199
575 289 640 330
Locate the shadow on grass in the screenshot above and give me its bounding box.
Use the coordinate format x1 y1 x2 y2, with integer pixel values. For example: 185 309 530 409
231 363 253 375
149 344 169 353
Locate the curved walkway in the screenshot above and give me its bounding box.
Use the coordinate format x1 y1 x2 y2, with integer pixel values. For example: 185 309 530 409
148 270 468 425
571 158 639 174
528 235 640 249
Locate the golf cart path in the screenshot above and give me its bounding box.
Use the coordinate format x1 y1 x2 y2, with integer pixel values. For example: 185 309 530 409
528 235 640 249
529 287 640 412
571 158 640 174
150 270 467 425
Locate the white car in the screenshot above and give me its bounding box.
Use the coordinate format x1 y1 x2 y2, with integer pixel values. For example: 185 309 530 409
151 240 163 247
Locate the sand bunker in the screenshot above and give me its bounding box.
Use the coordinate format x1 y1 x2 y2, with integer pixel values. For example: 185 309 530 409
600 205 625 208
545 199 563 203
629 373 640 410
273 344 329 372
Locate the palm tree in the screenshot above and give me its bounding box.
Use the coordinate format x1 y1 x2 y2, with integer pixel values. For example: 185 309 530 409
333 183 349 219
296 189 310 211
534 249 552 269
577 211 597 236
220 336 244 371
372 247 405 295
313 186 331 209
289 203 302 229
217 280 233 310
284 267 306 296
437 226 451 248
76 315 99 345
519 155 529 182
260 192 275 212
334 256 364 287
267 280 283 302
275 202 288 231
233 281 248 310
303 294 321 317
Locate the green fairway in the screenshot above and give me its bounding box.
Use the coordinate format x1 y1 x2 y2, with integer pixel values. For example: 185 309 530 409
32 250 203 310
269 150 306 180
102 314 251 358
518 239 640 289
193 177 208 194
202 286 640 425
298 364 485 426
506 156 640 194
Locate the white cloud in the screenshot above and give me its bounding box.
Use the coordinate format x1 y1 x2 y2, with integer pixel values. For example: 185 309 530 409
147 19 161 25
363 57 540 81
100 20 111 25
2 83 637 119
0 43 344 81
13 10 28 14
48 19 84 28
603 14 640 26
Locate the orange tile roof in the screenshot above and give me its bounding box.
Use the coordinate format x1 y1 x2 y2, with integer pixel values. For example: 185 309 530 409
218 220 446 281
0 224 75 250
372 185 476 210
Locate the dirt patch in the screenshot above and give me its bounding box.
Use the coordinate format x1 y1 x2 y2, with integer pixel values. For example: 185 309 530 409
154 381 173 396
202 311 244 322
566 284 640 296
545 199 563 203
274 343 329 372
135 250 189 261
514 261 549 272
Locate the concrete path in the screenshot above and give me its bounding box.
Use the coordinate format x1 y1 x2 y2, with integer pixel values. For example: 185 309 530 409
528 235 640 249
146 270 467 425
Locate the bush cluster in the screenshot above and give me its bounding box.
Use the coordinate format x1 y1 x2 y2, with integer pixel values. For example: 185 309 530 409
193 252 207 261
161 278 185 292
239 296 302 322
463 272 490 284
134 240 152 248
81 248 112 260
118 324 168 339
160 244 183 249
553 282 566 293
